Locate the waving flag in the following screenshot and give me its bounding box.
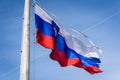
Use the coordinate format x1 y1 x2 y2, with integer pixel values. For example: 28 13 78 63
50 26 102 74
34 3 102 74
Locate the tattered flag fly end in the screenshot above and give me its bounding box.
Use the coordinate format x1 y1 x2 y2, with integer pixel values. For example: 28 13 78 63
34 3 103 74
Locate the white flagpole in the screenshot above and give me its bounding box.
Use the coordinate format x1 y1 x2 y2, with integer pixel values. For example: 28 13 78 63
20 0 30 80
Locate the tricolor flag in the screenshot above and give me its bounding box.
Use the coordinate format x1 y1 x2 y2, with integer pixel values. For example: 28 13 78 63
34 3 102 74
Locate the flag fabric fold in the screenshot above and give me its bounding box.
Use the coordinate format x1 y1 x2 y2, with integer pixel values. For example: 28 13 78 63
34 3 102 74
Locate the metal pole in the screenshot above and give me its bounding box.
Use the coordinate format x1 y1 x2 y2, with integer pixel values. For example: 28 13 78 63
20 0 30 80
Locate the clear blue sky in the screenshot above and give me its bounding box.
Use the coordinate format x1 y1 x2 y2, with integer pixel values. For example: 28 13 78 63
0 0 120 80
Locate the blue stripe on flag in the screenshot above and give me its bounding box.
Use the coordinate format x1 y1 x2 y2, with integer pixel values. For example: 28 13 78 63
35 14 55 38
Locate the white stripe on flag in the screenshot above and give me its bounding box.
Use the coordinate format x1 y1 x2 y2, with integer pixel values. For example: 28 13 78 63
34 4 52 24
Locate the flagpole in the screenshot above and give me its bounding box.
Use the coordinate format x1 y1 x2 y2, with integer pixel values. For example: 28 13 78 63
20 0 30 80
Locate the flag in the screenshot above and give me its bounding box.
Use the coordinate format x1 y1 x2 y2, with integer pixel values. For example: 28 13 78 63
34 3 102 74
50 27 102 74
